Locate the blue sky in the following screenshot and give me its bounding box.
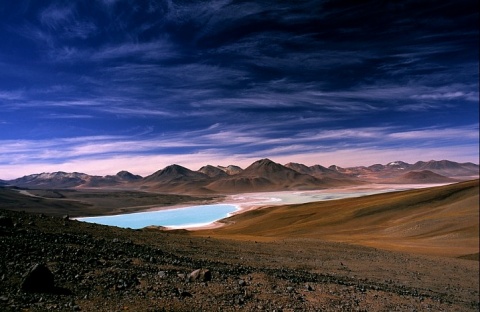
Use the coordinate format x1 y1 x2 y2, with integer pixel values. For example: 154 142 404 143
0 0 478 179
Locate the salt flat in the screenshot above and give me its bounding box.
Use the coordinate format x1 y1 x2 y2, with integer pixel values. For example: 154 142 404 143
78 183 446 229
195 180 479 258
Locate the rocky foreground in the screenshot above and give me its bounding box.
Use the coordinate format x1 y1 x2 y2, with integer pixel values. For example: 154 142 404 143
0 208 478 312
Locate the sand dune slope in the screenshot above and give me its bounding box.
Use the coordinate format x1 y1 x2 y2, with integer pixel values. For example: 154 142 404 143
196 180 479 257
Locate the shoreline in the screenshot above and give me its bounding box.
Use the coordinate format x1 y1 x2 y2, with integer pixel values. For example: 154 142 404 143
75 183 453 230
180 183 452 231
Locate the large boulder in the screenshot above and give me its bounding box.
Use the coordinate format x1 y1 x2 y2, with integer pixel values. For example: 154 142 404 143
188 268 211 282
21 263 55 293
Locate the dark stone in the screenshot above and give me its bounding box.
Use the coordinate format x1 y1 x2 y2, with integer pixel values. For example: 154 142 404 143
0 216 14 227
180 291 192 298
305 284 314 291
177 273 186 280
21 263 55 293
188 268 211 282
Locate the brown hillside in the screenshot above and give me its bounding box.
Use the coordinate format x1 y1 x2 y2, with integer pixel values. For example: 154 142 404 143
2 207 479 311
393 170 456 183
195 180 479 257
206 159 348 193
140 164 213 193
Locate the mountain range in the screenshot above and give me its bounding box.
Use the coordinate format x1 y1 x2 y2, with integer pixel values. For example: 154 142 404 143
3 159 478 193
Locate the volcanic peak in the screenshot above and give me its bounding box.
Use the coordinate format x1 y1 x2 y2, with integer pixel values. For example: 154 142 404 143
284 162 311 174
145 164 209 182
198 165 228 178
116 171 142 181
328 165 345 172
244 158 285 173
386 161 410 169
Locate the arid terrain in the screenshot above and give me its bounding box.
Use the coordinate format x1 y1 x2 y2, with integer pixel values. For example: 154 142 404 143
0 178 478 311
0 187 222 217
196 180 479 258
4 159 478 194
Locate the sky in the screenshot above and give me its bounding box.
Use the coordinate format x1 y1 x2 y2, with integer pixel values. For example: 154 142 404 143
0 0 478 179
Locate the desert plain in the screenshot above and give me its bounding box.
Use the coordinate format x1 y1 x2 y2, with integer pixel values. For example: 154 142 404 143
0 176 478 311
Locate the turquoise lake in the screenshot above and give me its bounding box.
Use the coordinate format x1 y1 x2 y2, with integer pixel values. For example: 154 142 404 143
77 204 238 229
77 185 432 229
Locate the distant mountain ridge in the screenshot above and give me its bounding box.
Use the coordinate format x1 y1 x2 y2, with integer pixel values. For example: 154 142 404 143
330 160 478 180
4 159 478 193
140 164 213 193
116 171 142 181
205 159 337 193
8 171 142 189
409 160 479 177
144 164 208 183
9 172 91 188
285 162 347 179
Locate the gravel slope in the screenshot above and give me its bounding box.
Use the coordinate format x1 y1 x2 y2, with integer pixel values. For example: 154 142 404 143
0 207 478 311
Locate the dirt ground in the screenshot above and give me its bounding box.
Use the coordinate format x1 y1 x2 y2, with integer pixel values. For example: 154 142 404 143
0 208 478 311
0 181 478 311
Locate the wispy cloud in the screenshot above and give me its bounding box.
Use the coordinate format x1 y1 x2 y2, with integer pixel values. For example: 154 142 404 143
411 91 477 101
1 122 477 178
42 113 95 119
0 90 24 100
0 1 477 178
100 0 119 7
39 3 97 40
94 41 175 61
51 39 179 63
39 4 74 28
389 124 479 140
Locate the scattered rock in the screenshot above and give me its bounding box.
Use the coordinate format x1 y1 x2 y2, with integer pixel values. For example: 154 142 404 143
305 284 314 291
21 263 55 293
188 269 211 282
180 291 192 298
177 273 186 280
0 207 477 311
175 288 193 298
235 294 245 305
